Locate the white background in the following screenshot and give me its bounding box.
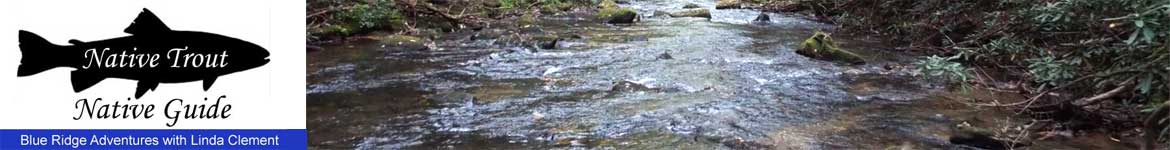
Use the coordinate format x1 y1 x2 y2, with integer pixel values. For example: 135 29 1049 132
0 0 305 129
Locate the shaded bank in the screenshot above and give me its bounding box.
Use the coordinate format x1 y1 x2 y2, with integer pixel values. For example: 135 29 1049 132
754 0 1170 148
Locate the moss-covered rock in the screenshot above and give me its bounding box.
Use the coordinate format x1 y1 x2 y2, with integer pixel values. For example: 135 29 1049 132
599 0 620 9
668 9 711 19
796 31 864 64
598 8 637 24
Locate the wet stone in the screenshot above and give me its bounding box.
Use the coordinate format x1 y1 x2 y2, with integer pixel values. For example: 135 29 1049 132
753 13 770 23
657 51 673 60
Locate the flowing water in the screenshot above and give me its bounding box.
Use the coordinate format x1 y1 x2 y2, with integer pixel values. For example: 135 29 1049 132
306 0 1137 149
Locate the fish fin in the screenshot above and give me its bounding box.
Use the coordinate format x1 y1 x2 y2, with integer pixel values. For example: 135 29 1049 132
123 8 171 34
203 77 217 91
18 30 69 76
70 71 106 92
68 39 84 45
134 81 159 99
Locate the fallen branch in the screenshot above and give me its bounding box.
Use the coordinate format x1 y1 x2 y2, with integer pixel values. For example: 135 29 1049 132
1072 78 1135 106
414 2 483 29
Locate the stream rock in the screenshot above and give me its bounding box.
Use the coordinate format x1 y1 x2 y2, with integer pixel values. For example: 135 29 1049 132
949 124 1025 149
682 3 701 9
796 31 865 64
657 51 673 60
752 13 770 23
668 9 711 19
531 35 560 49
715 0 740 9
598 0 637 24
380 35 430 51
599 8 638 24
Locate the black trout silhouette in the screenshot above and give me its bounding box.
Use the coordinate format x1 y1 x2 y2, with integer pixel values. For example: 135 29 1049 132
17 8 270 98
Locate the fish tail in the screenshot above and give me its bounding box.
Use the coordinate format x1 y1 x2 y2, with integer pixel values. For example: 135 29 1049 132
17 30 66 76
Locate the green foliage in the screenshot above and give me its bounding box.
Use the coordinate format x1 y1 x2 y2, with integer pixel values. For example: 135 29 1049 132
1023 1 1074 31
916 55 973 90
1026 55 1077 86
499 0 521 9
334 0 404 30
309 0 403 37
1124 3 1169 45
962 35 1031 63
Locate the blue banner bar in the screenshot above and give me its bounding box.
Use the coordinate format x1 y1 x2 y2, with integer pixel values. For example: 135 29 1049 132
0 129 306 149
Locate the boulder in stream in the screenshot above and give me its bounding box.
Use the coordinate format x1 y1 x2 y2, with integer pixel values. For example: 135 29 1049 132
531 35 560 49
668 9 711 19
715 0 740 9
752 13 770 23
682 3 702 9
599 8 638 24
657 51 673 60
796 31 865 64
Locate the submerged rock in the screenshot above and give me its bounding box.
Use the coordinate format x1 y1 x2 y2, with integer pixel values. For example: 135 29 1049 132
380 35 430 51
715 0 740 9
949 124 1026 149
657 51 673 60
682 3 702 9
668 9 711 19
599 8 638 24
796 31 865 64
532 35 560 49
